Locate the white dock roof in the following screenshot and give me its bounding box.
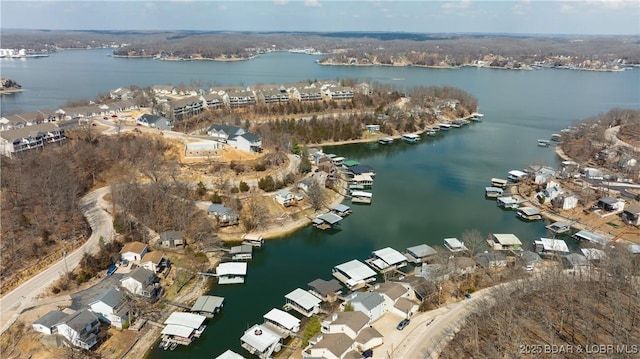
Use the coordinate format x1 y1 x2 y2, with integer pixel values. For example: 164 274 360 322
164 312 207 329
444 237 465 249
334 259 376 281
535 238 569 253
372 247 406 266
406 244 438 258
350 191 372 198
161 324 194 338
263 308 300 331
216 262 248 276
285 288 322 310
508 170 527 177
241 324 280 352
492 234 522 246
215 350 246 359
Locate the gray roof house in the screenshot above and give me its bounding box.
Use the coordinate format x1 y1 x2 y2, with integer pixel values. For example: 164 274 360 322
208 204 239 227
88 287 129 329
159 230 185 248
347 292 387 322
136 114 172 130
206 124 245 142
120 267 159 298
228 132 262 153
308 278 343 302
54 309 100 350
475 252 508 268
32 310 68 335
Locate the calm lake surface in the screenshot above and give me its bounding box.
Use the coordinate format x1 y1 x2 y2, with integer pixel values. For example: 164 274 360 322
2 50 638 358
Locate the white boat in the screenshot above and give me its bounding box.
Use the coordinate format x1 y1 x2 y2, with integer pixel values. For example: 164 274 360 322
351 191 373 204
401 134 420 143
471 113 484 122
439 123 451 130
537 139 550 147
426 129 437 136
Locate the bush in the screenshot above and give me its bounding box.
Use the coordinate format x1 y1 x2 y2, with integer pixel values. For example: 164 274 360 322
254 163 266 172
210 191 222 204
230 186 239 194
239 181 250 192
258 176 276 192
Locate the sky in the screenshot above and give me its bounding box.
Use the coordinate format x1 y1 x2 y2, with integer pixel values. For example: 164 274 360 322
1 1 639 35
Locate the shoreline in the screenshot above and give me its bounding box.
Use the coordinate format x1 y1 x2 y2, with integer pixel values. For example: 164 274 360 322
0 88 24 95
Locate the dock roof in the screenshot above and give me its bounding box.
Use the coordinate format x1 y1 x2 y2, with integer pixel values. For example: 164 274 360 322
161 324 194 338
308 278 342 296
491 234 523 246
316 213 343 225
535 238 569 253
285 288 322 310
332 204 351 213
517 207 541 216
216 262 248 276
444 237 466 249
350 191 372 198
191 295 225 313
406 244 437 258
348 165 375 175
371 247 407 267
573 230 611 246
343 160 359 167
581 248 607 261
485 187 504 193
334 260 376 282
215 350 245 359
241 324 280 352
164 312 207 329
230 245 253 255
263 308 300 331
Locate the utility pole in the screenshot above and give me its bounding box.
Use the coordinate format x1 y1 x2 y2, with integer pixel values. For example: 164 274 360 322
63 249 69 274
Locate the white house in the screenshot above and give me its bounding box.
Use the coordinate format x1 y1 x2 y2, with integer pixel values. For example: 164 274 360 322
54 309 100 350
346 292 387 322
373 282 414 309
120 241 148 263
321 311 370 339
207 124 245 142
159 231 185 248
392 297 420 319
140 251 164 273
32 310 68 335
228 132 262 153
88 287 129 329
120 267 159 298
274 189 295 207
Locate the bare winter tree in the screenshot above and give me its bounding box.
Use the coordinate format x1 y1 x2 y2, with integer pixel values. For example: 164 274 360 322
461 229 488 256
306 180 327 212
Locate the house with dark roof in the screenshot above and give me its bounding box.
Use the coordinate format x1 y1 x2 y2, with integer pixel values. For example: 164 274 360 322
120 267 160 298
88 287 129 329
305 311 383 358
170 96 204 121
475 252 508 268
0 122 66 157
207 124 245 142
136 114 172 130
54 309 100 350
373 282 413 309
32 310 68 335
208 204 239 227
159 230 185 248
303 333 356 359
228 132 262 153
308 278 343 302
622 203 640 226
597 196 625 212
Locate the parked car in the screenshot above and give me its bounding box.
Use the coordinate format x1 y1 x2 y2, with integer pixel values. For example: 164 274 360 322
396 319 410 330
464 293 472 299
106 263 118 276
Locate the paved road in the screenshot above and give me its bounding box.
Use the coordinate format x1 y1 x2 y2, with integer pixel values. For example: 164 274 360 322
604 125 639 152
0 187 114 334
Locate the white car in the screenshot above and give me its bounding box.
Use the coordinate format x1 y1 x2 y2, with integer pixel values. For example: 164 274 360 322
525 264 535 271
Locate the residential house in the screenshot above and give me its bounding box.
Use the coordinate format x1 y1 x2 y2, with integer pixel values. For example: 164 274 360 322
207 124 245 142
365 124 380 134
581 248 607 265
487 233 523 251
0 123 66 157
621 203 640 226
392 297 420 320
562 253 589 270
227 90 256 108
324 86 354 100
291 87 323 102
303 333 356 359
475 252 508 268
346 292 387 322
110 87 132 100
140 251 165 273
274 190 295 207
284 288 322 317
158 231 185 248
203 93 224 109
88 287 129 329
597 197 625 212
307 278 343 303
120 267 159 298
170 96 204 121
136 114 172 130
228 132 262 153
531 166 557 184
32 310 68 335
120 241 148 263
321 311 370 339
355 82 372 95
553 194 578 210
151 85 175 95
208 204 239 227
54 309 100 350
257 88 290 104
175 86 202 96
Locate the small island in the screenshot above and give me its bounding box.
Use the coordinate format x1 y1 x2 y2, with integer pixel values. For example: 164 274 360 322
0 78 23 94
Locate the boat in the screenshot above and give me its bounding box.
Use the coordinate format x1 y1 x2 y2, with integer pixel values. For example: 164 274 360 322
401 134 420 143
550 133 562 143
169 342 178 351
537 139 551 147
439 123 451 131
158 340 167 349
471 113 484 122
378 137 393 145
426 129 437 136
162 341 171 350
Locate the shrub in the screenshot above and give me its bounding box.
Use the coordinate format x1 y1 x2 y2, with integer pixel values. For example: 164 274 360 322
254 163 266 172
210 192 222 204
239 181 250 192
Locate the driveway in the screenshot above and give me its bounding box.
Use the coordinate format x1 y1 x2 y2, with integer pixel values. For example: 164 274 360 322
69 273 124 310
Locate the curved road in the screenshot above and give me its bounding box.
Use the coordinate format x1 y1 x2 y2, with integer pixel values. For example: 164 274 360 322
0 187 114 334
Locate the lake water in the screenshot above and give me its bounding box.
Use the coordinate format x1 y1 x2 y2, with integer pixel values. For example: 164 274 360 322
2 50 638 358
